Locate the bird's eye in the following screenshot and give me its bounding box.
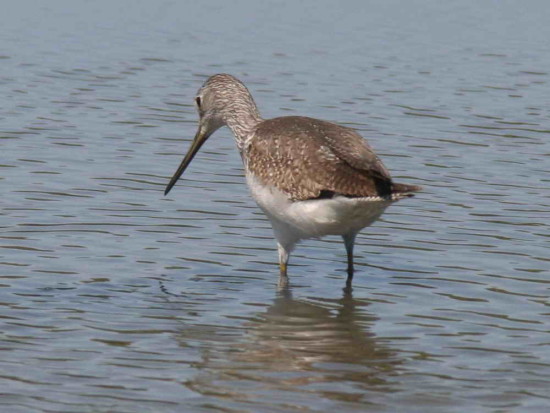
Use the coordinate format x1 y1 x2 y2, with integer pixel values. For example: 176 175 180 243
195 96 201 108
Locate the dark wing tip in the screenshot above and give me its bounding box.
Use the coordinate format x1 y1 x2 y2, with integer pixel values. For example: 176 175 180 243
392 182 422 195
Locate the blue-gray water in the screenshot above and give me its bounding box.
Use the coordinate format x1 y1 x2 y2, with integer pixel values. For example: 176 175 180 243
1 1 549 412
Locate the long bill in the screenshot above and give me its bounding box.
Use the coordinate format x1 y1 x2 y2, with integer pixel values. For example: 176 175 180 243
164 126 209 196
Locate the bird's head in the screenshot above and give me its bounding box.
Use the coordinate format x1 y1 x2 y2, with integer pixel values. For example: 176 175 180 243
164 74 258 196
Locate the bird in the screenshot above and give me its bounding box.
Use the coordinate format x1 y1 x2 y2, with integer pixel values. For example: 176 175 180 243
164 74 421 286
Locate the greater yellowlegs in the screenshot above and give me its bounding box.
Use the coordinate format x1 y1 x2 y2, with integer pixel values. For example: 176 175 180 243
165 74 421 285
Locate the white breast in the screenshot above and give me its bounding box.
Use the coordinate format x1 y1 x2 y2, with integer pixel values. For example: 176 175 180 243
246 173 391 247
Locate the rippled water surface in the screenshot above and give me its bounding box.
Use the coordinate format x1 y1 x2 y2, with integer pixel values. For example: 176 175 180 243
2 1 550 412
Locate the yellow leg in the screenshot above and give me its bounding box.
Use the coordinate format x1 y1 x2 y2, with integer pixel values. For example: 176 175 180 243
279 261 287 277
277 243 290 279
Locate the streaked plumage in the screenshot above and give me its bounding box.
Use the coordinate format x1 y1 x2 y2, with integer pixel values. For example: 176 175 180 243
165 74 421 286
248 116 418 201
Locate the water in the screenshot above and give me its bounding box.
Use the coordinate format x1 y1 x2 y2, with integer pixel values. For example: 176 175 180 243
1 1 549 411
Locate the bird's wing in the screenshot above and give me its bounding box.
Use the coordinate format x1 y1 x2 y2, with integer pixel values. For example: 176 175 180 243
246 116 393 201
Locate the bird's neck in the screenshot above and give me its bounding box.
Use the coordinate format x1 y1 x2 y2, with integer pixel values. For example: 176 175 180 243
223 101 262 151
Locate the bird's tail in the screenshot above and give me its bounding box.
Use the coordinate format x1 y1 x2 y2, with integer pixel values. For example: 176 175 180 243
390 182 422 200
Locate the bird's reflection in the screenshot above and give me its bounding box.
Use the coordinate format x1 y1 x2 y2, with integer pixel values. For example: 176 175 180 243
179 283 402 404
234 285 395 372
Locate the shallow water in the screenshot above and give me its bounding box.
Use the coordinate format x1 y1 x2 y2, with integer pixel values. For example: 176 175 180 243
1 1 549 412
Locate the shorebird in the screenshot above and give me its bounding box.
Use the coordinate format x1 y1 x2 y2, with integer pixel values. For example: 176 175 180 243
165 74 421 285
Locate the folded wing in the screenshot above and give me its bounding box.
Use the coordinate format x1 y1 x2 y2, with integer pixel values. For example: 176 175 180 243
246 116 399 201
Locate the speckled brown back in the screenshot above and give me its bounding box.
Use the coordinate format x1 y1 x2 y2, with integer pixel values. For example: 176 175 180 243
246 116 406 201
